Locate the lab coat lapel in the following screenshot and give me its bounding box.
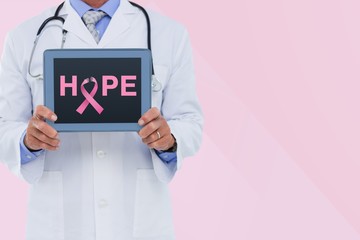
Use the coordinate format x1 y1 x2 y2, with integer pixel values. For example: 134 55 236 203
60 0 138 47
98 0 138 47
61 0 98 46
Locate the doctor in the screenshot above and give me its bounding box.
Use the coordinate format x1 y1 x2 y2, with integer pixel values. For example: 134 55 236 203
0 0 203 239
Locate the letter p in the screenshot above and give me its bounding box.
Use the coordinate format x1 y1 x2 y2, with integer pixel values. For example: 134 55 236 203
102 76 119 96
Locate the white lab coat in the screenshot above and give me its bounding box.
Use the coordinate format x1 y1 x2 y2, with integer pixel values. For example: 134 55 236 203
0 0 203 239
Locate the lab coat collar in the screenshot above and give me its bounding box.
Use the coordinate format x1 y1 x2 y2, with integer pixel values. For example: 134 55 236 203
60 0 138 46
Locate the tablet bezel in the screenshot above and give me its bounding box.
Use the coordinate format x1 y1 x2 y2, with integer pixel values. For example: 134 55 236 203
44 49 152 132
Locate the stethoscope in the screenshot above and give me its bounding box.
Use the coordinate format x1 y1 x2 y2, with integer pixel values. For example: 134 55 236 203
28 1 162 92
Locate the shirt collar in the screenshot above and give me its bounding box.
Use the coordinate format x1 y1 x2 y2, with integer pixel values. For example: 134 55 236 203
70 0 120 18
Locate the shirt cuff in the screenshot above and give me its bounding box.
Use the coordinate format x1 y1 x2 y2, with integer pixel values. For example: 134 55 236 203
20 130 44 165
155 150 177 164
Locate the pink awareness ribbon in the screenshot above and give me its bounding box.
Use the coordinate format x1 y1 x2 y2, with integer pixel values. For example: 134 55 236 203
76 77 104 115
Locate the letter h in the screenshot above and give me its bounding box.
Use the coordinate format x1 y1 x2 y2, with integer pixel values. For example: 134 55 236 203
60 75 77 96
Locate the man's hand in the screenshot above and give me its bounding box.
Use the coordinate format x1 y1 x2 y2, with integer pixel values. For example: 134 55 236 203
24 105 60 151
138 107 175 151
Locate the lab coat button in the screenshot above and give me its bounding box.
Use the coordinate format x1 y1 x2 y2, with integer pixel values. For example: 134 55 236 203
98 199 108 208
96 150 106 159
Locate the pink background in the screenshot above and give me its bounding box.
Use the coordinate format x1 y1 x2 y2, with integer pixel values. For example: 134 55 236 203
1 0 360 239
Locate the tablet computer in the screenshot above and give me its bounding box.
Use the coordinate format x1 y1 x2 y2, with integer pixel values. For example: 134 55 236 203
43 49 152 132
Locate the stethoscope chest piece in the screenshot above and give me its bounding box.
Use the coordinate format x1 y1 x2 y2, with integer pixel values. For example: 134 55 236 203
151 75 162 92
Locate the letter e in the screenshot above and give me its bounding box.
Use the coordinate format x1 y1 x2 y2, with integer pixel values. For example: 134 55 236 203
121 76 137 96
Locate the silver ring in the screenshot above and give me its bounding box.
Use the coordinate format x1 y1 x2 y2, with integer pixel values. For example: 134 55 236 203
156 131 161 139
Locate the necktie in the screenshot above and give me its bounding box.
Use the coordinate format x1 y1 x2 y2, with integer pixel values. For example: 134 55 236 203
82 10 107 43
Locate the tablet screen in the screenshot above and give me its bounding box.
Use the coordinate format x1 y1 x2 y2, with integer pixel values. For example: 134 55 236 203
53 58 142 123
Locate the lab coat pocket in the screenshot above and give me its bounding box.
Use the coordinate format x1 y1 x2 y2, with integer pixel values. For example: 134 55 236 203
152 65 168 109
133 169 174 238
27 171 64 240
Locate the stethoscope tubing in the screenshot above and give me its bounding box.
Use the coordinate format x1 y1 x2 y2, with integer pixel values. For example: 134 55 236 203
29 1 161 91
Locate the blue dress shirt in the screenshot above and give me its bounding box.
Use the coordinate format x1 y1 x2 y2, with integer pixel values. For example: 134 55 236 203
20 0 177 165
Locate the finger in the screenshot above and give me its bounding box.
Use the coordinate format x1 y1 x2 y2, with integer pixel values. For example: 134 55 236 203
31 128 60 147
138 107 160 126
26 134 58 151
24 134 42 151
32 118 58 139
148 135 173 151
34 105 57 122
138 118 162 139
142 128 165 145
